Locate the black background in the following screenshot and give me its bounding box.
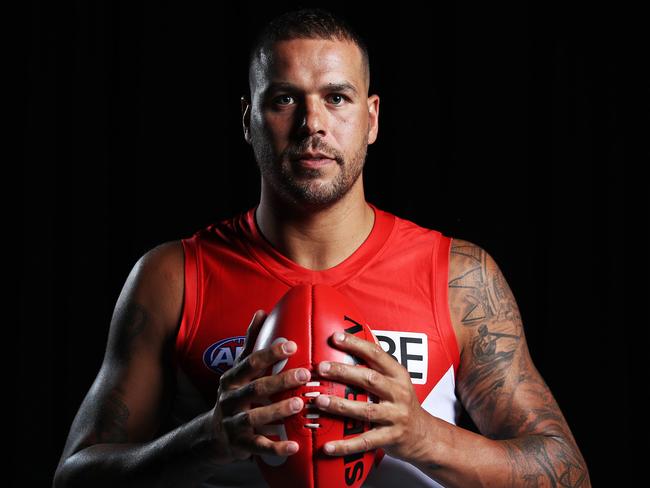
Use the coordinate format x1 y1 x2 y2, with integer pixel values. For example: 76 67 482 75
19 1 643 486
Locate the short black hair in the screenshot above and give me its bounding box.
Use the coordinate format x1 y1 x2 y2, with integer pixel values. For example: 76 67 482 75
247 7 370 97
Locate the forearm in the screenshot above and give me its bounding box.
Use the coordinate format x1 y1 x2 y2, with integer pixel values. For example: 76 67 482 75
412 415 591 488
54 411 220 488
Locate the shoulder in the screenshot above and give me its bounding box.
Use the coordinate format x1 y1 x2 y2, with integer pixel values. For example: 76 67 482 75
126 240 185 339
446 237 517 356
136 240 185 272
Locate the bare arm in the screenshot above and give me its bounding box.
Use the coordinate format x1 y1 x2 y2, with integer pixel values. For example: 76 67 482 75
53 241 313 488
416 238 590 487
52 241 219 487
291 237 590 486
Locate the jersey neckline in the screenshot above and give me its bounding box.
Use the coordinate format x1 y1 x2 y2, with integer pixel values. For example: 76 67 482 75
237 201 396 287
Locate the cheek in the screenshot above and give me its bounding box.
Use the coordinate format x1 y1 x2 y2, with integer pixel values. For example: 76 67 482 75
334 111 367 139
263 114 293 138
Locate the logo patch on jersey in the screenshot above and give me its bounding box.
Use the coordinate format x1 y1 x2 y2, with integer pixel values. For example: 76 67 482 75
372 330 428 384
203 336 246 375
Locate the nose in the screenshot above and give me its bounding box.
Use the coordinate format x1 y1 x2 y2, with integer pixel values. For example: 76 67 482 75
296 96 327 137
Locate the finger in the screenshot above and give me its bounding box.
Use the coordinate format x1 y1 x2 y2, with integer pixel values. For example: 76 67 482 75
313 394 393 425
240 434 300 457
220 368 311 409
222 337 297 388
328 332 400 377
229 396 304 429
237 309 268 362
317 361 393 400
322 427 388 457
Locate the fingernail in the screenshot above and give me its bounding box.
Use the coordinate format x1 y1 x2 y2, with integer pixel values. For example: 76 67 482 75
319 362 331 374
316 395 330 408
333 332 345 342
296 369 309 381
324 443 335 454
283 341 297 353
291 397 303 411
287 442 298 454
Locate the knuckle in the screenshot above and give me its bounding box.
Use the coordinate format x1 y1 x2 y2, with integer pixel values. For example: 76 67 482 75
394 409 408 426
283 398 297 416
395 425 407 443
219 371 231 389
361 436 373 452
249 379 263 398
400 407 412 425
226 410 252 430
218 388 231 407
366 369 378 387
221 415 236 435
251 435 271 456
237 410 253 427
364 403 378 423
282 371 295 388
372 343 384 356
399 364 411 380
246 353 259 371
330 396 342 412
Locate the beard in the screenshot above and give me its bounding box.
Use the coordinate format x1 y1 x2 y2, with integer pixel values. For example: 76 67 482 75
251 130 369 210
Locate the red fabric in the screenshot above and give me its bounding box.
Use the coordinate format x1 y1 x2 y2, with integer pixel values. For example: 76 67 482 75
174 201 459 421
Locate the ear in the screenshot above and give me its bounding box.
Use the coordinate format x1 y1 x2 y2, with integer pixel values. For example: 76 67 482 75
241 95 252 145
367 94 380 145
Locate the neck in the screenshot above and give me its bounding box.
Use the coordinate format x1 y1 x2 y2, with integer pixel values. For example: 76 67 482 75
255 185 375 271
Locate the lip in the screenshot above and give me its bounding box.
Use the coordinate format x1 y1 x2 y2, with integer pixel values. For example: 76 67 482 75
295 151 334 159
296 157 335 168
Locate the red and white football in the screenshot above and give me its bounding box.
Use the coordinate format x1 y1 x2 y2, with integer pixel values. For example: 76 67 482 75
251 283 378 488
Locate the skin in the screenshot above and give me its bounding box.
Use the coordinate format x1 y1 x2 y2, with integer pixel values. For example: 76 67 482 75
310 240 591 487
240 37 590 486
53 36 590 488
53 247 313 487
242 37 379 271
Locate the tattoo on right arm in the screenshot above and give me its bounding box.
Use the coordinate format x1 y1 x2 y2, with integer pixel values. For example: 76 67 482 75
94 389 130 443
93 300 149 443
114 301 148 362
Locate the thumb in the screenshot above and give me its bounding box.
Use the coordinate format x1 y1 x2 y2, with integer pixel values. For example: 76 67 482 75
237 309 267 362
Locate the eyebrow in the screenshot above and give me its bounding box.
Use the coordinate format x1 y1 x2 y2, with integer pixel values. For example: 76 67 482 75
264 81 359 97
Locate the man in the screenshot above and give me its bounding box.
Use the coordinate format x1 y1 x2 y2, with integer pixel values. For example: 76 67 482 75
53 8 590 488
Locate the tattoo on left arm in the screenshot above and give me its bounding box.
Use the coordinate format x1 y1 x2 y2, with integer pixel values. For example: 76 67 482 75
449 239 590 487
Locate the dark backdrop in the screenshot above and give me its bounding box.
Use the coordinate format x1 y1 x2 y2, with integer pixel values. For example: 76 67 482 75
19 1 641 486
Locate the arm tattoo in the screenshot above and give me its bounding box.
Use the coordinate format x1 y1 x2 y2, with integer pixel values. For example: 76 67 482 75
89 301 148 443
94 389 130 443
502 435 589 487
450 242 522 426
449 239 590 486
114 301 148 362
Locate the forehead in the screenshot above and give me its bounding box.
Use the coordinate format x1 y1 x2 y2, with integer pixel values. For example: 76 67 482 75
253 38 364 93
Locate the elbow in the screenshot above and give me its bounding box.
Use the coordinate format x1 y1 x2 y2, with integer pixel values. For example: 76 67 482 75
52 461 70 488
52 455 84 488
546 434 592 487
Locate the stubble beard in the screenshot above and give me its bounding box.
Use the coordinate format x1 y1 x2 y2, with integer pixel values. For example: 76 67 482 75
252 131 369 210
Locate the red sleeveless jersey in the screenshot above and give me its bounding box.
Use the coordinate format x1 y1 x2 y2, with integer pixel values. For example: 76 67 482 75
170 202 460 487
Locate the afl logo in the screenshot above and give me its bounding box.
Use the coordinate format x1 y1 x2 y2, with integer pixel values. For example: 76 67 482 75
203 336 246 375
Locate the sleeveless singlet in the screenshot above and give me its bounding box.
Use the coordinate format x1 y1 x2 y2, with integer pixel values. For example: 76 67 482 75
169 202 461 488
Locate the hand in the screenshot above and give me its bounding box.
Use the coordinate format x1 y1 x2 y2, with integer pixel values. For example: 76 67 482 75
313 331 433 464
208 309 312 464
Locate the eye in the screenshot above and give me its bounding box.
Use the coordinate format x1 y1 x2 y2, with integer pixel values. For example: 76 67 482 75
271 93 349 107
328 94 348 105
274 95 294 106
